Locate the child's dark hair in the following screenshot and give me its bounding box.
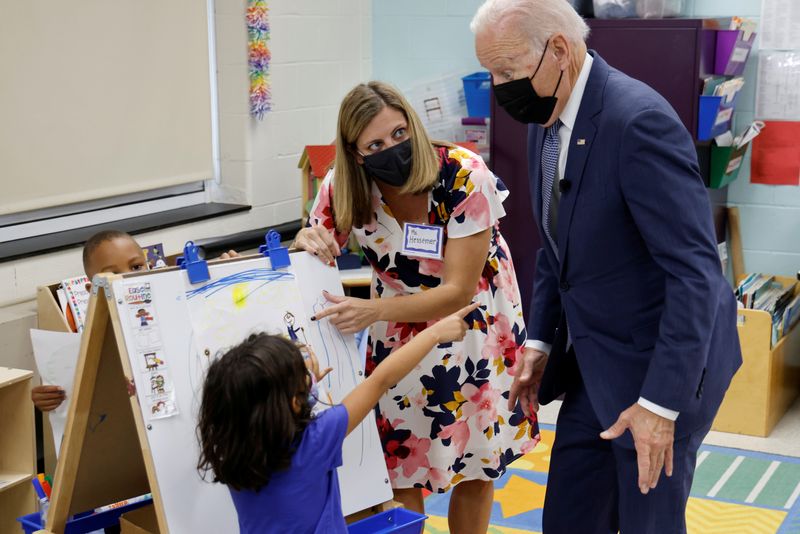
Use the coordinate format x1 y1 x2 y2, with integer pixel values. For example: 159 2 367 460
82 230 135 271
197 333 312 492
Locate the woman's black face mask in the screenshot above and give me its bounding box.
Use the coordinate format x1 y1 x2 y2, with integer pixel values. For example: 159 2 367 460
360 139 413 187
492 40 563 125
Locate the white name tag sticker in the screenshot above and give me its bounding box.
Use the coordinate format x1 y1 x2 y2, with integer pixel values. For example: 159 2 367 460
401 223 443 260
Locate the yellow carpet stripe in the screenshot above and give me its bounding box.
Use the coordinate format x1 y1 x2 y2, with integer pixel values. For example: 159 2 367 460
424 514 539 534
686 498 786 534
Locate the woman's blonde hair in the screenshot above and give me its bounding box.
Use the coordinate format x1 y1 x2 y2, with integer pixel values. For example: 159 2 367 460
333 81 440 232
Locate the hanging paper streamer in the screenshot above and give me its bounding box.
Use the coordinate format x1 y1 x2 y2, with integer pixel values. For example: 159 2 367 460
247 0 271 119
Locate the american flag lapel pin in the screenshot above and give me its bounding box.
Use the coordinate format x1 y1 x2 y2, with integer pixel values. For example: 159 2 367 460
576 138 586 145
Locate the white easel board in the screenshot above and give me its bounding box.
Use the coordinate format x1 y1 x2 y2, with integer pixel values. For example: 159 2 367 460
110 252 391 533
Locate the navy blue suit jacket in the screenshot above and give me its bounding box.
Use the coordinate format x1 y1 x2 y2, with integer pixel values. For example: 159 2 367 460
526 52 742 444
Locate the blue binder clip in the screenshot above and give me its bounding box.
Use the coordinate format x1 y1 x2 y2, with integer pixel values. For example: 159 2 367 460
258 230 290 270
179 241 210 284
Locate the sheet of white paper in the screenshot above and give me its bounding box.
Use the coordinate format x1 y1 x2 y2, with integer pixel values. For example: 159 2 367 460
756 51 800 120
29 329 82 458
714 131 734 147
760 0 800 51
718 242 729 275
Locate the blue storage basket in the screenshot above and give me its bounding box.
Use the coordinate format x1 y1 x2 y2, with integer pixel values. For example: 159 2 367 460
348 508 427 534
17 498 152 534
697 95 736 141
462 72 492 118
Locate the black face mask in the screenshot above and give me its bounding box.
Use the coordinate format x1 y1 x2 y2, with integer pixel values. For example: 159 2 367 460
360 139 413 187
493 40 564 124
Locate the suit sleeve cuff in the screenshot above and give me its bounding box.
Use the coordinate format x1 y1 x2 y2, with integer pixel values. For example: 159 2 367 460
524 339 552 356
638 397 679 421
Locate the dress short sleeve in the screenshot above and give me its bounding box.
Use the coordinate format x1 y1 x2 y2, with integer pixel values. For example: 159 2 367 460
445 147 509 239
306 170 351 248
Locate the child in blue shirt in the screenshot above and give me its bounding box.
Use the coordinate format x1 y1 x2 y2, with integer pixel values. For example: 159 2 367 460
196 302 477 534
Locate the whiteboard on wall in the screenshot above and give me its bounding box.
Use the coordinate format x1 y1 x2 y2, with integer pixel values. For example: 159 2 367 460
0 1 213 216
111 252 391 533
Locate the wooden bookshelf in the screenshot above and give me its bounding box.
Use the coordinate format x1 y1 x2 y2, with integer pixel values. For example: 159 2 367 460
0 368 36 532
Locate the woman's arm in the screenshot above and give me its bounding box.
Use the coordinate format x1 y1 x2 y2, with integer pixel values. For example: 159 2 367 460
312 228 490 333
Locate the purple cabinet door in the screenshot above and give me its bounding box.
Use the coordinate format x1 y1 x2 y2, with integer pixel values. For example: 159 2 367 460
490 101 539 319
586 18 711 136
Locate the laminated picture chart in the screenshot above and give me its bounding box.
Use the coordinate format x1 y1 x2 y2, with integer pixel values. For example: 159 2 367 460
760 0 800 51
111 251 391 533
756 51 800 121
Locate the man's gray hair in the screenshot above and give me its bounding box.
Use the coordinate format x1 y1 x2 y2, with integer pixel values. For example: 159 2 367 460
470 0 589 54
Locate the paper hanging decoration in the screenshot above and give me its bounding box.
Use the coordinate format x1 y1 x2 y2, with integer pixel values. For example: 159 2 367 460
247 0 271 119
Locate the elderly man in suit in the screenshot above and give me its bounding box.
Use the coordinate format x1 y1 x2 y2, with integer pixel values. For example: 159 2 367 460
471 1 741 532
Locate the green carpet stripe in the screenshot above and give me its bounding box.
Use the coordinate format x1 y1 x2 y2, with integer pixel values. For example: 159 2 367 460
715 457 772 501
691 452 736 496
754 462 800 508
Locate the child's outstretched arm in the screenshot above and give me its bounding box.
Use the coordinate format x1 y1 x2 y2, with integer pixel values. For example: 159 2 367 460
341 302 478 436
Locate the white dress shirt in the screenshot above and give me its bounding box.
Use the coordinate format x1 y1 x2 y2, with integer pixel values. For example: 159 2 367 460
524 53 678 422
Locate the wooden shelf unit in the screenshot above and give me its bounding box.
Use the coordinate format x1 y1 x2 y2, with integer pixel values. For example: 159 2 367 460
0 368 36 532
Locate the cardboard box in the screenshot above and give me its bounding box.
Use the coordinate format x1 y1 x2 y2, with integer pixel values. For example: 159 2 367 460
120 504 159 534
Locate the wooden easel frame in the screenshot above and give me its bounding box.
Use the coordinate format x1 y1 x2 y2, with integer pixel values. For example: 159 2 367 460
36 267 393 533
37 274 165 533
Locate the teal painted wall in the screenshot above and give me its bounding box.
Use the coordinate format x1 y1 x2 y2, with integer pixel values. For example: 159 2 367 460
373 0 799 277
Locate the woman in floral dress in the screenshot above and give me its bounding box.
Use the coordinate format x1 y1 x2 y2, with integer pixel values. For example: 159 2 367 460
294 81 538 533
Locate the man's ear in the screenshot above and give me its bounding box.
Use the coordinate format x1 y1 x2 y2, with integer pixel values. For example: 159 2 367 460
550 33 571 68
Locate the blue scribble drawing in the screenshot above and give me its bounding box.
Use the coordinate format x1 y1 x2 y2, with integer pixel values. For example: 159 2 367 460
312 299 359 390
186 269 294 300
312 297 365 464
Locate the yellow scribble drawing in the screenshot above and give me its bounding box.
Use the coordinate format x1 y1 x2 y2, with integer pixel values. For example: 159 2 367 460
231 283 249 309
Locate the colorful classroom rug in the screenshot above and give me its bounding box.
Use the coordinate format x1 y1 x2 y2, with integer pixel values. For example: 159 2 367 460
423 424 800 533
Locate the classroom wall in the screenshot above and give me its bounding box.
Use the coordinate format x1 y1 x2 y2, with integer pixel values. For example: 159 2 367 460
372 0 800 278
0 0 371 368
372 0 484 90
699 0 800 278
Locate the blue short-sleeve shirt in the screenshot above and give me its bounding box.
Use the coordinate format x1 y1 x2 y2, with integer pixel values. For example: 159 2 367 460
229 404 349 533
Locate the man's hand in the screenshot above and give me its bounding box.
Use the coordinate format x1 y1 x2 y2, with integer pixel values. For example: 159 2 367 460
601 403 675 494
508 347 547 416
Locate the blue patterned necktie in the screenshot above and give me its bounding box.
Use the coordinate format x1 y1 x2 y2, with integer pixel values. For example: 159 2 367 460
541 119 561 255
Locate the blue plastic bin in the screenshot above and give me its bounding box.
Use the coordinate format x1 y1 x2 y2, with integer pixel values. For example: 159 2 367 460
348 508 427 534
462 72 492 118
17 498 153 534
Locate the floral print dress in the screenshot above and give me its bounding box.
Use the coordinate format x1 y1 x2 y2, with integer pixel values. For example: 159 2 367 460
307 145 539 493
